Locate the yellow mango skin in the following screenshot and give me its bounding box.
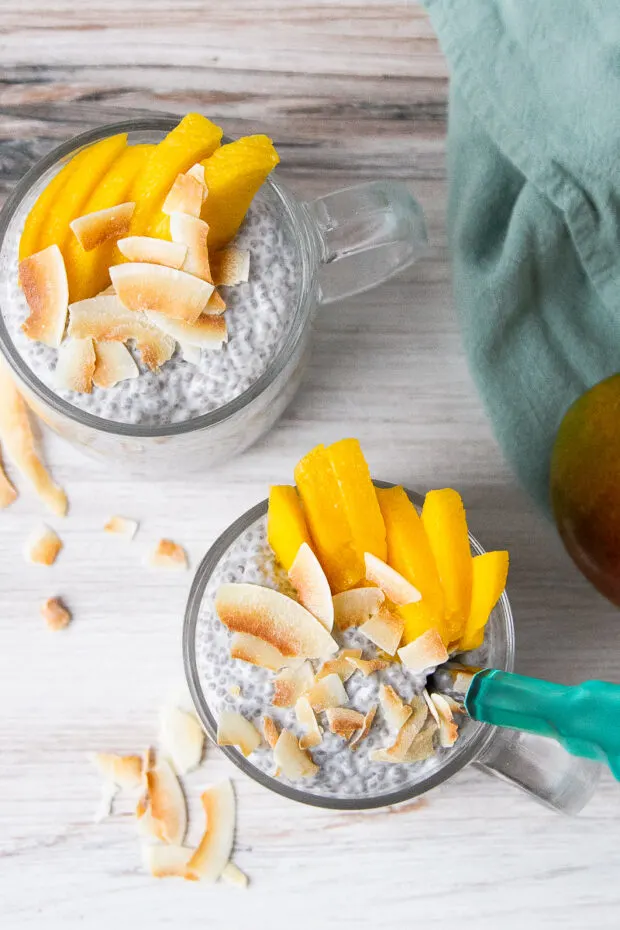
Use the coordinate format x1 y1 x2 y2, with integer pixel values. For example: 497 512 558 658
20 155 81 260
422 488 472 644
267 485 313 573
328 438 386 562
459 551 509 652
67 144 151 301
294 444 362 593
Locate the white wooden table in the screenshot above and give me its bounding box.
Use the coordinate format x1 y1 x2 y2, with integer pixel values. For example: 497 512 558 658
1 3 619 927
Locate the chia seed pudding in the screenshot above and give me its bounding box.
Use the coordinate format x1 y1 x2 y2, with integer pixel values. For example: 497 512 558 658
192 514 492 804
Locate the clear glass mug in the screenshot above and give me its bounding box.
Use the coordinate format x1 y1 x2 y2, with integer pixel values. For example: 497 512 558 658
0 117 427 475
184 484 602 814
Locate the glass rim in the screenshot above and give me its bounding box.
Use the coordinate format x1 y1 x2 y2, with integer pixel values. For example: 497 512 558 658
183 481 516 811
0 116 313 438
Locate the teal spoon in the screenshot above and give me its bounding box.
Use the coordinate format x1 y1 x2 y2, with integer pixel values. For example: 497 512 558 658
432 664 620 780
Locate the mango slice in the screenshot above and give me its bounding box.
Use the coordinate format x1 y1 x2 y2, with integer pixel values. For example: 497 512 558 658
267 485 313 573
66 144 151 301
399 600 446 646
459 551 509 652
422 488 472 644
20 156 81 261
329 438 386 562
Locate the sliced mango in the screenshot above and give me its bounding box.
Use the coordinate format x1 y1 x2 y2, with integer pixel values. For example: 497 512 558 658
20 156 81 261
459 551 509 652
329 438 386 562
399 600 445 645
66 144 151 300
422 488 472 644
267 485 313 573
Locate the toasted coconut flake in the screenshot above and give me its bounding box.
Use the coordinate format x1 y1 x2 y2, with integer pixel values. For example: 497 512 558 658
186 162 208 197
359 605 404 656
221 862 249 888
423 688 441 724
333 587 385 631
295 695 322 749
186 780 236 882
162 172 204 218
430 693 459 747
316 648 362 683
110 263 213 324
216 583 338 659
68 295 175 371
272 660 314 708
364 552 421 606
92 340 139 389
345 656 390 677
117 235 187 268
25 524 62 566
41 596 71 631
97 284 116 296
217 710 261 757
306 672 348 712
19 245 69 347
397 629 449 673
371 695 428 763
402 718 438 762
55 337 96 394
288 542 334 632
230 631 296 672
350 704 377 750
212 248 250 286
90 751 143 789
147 538 188 571
452 669 476 695
145 758 187 845
169 212 212 282
104 515 138 539
179 341 201 365
205 289 226 316
0 457 17 510
228 684 242 698
143 844 193 880
70 202 135 251
379 684 413 731
325 707 365 740
273 729 318 779
159 704 205 775
441 693 465 715
146 310 226 348
262 715 280 749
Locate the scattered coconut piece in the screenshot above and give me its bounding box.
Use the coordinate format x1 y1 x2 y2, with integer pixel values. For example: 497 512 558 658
169 212 212 282
217 710 261 757
272 660 314 708
295 695 322 749
186 780 236 882
19 244 69 347
359 605 405 656
441 693 465 715
370 695 428 763
350 704 377 751
262 715 280 750
117 235 187 268
205 289 226 316
430 693 459 747
397 629 448 673
0 365 67 515
55 336 96 394
159 704 205 774
325 707 365 740
216 583 338 659
316 648 362 683
402 718 438 762
147 538 188 571
104 515 138 539
230 631 297 672
306 672 348 712
212 248 250 286
451 668 476 695
379 684 413 731
110 263 214 323
228 684 242 698
333 587 385 631
364 552 422 606
186 162 208 197
70 202 135 251
41 596 71 630
179 342 201 365
288 542 334 632
146 310 227 348
345 656 390 677
221 862 249 888
0 457 17 509
273 729 318 779
143 758 187 845
92 341 139 389
423 688 441 725
162 172 204 218
25 524 62 565
68 295 175 371
142 844 193 880
90 752 143 789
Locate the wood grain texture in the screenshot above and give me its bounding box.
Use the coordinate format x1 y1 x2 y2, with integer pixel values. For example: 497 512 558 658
0 3 619 928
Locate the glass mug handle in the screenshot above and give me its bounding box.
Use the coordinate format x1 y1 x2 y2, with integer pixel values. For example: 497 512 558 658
303 180 427 304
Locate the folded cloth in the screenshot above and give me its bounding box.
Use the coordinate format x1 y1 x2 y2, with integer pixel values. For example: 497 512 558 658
423 0 620 510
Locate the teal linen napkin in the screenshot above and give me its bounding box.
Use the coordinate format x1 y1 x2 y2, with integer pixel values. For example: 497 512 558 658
422 0 620 510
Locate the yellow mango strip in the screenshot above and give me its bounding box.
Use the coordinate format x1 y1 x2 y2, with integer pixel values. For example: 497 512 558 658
399 600 446 646
19 156 81 260
421 488 472 644
67 144 151 301
294 444 362 593
129 113 222 241
267 485 314 572
328 438 386 562
459 551 509 652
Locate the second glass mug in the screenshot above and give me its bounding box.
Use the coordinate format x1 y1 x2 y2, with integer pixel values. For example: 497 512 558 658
0 116 427 474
